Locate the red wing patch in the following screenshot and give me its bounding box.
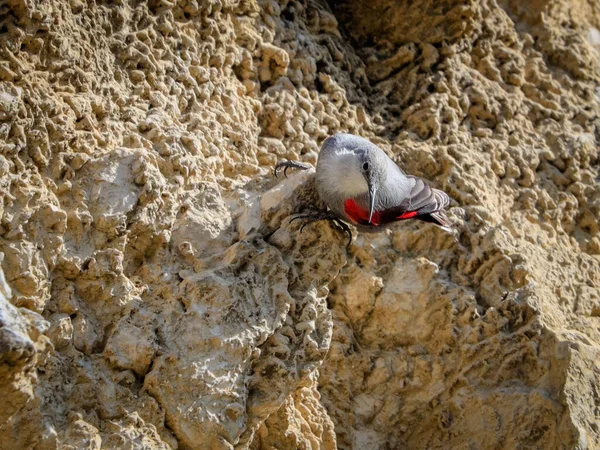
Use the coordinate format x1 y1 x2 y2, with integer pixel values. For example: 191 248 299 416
344 198 380 226
344 199 420 226
397 211 418 220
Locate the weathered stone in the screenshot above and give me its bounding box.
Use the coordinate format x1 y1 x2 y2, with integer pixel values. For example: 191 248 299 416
1 0 599 449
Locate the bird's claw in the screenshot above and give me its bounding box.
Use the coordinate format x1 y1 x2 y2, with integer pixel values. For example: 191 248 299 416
290 212 353 249
274 160 312 178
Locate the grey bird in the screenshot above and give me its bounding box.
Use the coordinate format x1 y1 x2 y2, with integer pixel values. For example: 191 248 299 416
274 133 452 244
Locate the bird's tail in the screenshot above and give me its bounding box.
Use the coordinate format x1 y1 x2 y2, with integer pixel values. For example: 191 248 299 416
427 210 453 228
413 188 453 229
394 177 453 230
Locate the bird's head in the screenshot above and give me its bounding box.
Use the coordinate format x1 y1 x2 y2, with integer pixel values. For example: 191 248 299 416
357 150 387 224
320 134 389 224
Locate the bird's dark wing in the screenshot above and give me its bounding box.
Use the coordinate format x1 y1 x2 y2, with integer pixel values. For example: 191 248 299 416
379 176 452 227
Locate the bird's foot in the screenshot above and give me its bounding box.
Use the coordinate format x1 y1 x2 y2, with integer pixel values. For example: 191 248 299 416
290 212 353 248
274 160 312 178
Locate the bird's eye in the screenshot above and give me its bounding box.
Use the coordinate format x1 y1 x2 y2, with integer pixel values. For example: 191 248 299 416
362 162 369 171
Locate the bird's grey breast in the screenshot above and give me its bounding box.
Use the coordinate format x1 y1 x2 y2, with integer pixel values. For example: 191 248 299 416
316 151 366 216
316 137 370 203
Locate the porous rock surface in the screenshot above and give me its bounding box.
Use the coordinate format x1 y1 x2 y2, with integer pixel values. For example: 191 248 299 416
0 0 599 449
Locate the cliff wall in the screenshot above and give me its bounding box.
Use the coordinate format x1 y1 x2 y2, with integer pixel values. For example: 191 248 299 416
1 0 599 448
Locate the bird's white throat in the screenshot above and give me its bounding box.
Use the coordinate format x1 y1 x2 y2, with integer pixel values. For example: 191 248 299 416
319 150 368 197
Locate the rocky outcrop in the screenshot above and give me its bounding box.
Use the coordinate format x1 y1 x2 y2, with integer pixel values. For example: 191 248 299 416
0 0 599 449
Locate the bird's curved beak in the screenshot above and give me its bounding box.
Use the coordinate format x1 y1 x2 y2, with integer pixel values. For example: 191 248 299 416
368 183 377 224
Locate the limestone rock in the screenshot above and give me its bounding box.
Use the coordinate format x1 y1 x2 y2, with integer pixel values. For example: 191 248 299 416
1 0 599 449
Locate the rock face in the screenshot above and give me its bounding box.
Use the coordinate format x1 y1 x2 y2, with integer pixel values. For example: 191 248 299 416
0 0 599 449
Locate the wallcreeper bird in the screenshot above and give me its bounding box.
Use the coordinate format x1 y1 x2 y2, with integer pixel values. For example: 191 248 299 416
274 133 452 246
